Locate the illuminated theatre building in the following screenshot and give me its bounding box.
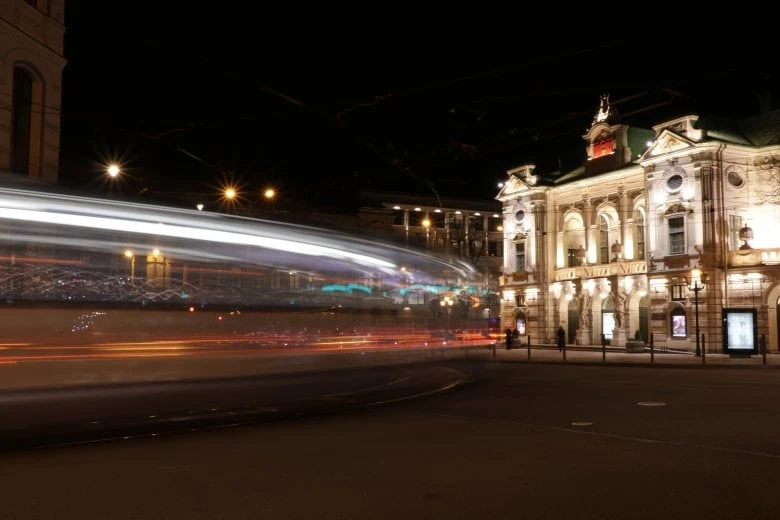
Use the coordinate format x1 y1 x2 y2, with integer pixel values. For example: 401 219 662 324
497 96 780 352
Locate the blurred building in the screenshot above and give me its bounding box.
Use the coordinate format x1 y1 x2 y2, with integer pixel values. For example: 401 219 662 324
497 94 780 352
0 0 66 182
360 189 502 315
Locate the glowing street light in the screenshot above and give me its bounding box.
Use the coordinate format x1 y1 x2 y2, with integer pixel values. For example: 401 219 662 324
264 188 275 200
422 218 431 228
152 248 161 258
107 164 121 178
123 249 135 281
224 187 237 200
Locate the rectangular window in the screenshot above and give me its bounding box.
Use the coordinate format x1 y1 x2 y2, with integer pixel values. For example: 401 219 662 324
567 248 579 268
671 283 687 302
600 229 609 264
729 215 743 251
637 222 645 260
669 216 685 255
393 211 405 226
488 240 503 257
515 242 526 272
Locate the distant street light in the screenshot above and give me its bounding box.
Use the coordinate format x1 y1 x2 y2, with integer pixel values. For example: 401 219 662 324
124 249 135 281
422 218 431 228
264 188 275 200
152 248 161 258
224 187 237 200
107 164 121 178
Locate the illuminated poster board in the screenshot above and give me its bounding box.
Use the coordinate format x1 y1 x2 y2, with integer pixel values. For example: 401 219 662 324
670 308 687 338
516 314 526 335
723 308 757 354
602 312 615 340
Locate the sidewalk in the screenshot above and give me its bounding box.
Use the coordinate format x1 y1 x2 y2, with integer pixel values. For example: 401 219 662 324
492 343 780 367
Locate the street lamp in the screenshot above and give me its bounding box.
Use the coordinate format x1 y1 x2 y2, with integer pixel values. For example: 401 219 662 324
689 268 709 357
263 188 275 200
124 249 135 281
107 164 121 178
223 187 237 200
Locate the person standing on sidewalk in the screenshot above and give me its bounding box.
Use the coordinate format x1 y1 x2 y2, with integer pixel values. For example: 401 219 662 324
505 328 512 350
556 325 566 352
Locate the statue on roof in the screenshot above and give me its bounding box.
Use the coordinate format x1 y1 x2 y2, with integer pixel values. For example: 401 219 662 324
593 94 612 124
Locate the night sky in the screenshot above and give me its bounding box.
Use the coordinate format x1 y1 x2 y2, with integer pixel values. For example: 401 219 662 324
59 7 779 213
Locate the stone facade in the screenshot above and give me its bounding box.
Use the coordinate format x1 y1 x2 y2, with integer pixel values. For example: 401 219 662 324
498 95 780 353
0 0 66 181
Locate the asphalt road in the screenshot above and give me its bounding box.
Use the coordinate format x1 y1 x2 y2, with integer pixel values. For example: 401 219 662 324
4 361 780 519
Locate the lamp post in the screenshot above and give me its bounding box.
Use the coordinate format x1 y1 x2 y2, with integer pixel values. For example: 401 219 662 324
689 268 708 357
124 249 135 282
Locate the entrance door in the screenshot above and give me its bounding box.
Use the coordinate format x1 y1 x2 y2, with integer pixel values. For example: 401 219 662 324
567 298 580 344
639 297 649 343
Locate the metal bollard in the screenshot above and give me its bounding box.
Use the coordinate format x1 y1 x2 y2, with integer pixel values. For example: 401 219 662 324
763 335 767 365
701 334 706 364
601 333 606 363
527 334 531 360
650 333 654 363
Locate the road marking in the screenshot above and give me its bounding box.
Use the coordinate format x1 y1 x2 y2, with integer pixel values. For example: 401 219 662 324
637 401 666 407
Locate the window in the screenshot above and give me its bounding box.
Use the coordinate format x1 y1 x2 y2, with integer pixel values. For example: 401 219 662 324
668 216 685 255
729 215 743 251
393 210 405 226
728 171 745 188
488 240 503 257
635 211 645 260
515 242 526 272
599 216 609 264
670 308 687 338
11 68 33 175
567 248 579 268
671 282 687 302
593 139 615 158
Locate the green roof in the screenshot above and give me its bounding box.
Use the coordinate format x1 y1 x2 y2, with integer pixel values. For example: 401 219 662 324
696 109 780 147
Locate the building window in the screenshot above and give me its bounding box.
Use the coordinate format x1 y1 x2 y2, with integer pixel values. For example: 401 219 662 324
729 215 743 251
670 308 687 338
636 211 645 260
593 138 614 158
515 242 526 272
671 282 687 302
393 210 405 226
488 240 503 257
567 248 579 268
599 216 609 264
668 216 685 255
11 67 33 175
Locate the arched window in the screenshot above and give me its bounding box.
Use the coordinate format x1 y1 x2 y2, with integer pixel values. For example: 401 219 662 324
599 214 609 264
635 210 645 261
11 67 33 174
670 307 687 338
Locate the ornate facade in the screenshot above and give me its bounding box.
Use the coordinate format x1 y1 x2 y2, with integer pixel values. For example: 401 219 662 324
498 96 780 352
0 0 66 181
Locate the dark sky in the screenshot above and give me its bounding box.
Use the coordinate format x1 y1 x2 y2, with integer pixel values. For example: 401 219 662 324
59 7 780 213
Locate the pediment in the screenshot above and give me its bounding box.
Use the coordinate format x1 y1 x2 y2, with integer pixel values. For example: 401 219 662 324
642 130 695 159
496 176 530 200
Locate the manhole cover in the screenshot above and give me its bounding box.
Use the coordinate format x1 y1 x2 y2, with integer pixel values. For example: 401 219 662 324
637 401 666 407
571 421 593 427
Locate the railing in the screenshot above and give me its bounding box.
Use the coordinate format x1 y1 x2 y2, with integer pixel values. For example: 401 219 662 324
554 260 647 281
730 248 780 267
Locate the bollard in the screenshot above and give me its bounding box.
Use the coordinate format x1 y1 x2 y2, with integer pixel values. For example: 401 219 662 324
650 333 654 363
527 334 531 360
601 333 606 363
701 334 706 364
763 335 767 365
